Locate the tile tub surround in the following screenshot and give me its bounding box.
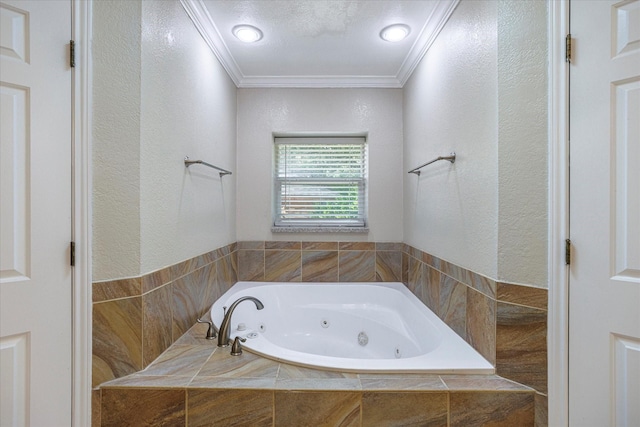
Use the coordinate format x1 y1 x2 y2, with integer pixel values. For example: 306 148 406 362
93 240 548 425
92 243 237 387
236 241 546 396
237 241 403 283
401 245 548 404
96 323 536 427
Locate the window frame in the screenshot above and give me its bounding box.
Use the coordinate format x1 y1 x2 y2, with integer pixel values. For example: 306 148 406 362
273 136 368 230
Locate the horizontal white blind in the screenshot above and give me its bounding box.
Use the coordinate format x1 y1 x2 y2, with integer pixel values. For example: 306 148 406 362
274 137 367 227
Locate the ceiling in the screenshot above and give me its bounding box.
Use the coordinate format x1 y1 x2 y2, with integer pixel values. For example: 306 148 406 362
182 0 459 88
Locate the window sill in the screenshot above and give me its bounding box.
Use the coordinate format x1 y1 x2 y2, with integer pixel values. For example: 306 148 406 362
271 226 370 234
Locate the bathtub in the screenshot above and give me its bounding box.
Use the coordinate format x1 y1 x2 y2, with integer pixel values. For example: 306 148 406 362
210 281 494 374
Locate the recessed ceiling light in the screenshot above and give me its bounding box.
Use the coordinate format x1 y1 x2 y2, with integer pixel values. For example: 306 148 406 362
380 24 411 42
232 25 263 43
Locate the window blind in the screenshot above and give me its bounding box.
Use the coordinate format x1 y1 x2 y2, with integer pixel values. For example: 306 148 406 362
274 137 367 227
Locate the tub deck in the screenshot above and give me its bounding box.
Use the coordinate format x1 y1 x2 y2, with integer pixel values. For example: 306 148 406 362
95 322 540 426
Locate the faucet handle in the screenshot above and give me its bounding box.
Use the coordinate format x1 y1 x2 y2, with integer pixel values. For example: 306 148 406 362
230 336 247 356
196 317 217 340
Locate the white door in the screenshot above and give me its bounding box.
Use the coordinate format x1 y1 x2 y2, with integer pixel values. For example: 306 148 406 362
570 0 640 426
0 1 72 426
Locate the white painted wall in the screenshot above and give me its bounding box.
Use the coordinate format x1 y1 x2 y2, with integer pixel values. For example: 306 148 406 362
236 89 404 242
497 0 548 287
403 0 499 279
93 0 143 280
139 0 237 274
92 0 546 286
93 0 237 280
403 0 548 287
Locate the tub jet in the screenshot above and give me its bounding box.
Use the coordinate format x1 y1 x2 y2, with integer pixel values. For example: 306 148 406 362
358 331 369 346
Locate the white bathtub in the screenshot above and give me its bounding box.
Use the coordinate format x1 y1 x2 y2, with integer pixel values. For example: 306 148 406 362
210 281 494 374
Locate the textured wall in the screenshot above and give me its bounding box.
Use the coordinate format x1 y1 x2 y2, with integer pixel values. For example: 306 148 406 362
403 0 499 279
497 0 548 286
403 0 548 287
93 0 547 287
139 0 237 274
236 88 404 242
93 0 143 280
93 0 237 280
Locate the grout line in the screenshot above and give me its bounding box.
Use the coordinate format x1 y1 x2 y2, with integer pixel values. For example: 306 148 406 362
184 389 188 426
447 390 451 427
495 298 548 312
92 294 141 304
272 389 276 427
406 252 497 300
141 292 146 370
359 390 363 427
190 347 217 383
141 278 174 297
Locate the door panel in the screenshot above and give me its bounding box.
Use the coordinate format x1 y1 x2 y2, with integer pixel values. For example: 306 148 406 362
570 1 640 426
0 81 29 282
0 1 72 425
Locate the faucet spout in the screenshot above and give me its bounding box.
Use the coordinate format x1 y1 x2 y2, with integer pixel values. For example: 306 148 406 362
217 296 264 347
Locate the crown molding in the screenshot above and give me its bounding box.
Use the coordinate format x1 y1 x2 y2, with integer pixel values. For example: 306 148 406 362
397 0 460 86
182 0 459 89
239 75 403 89
179 0 242 87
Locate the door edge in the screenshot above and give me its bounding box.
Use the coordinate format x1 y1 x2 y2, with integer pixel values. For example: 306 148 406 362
547 0 570 425
71 0 93 425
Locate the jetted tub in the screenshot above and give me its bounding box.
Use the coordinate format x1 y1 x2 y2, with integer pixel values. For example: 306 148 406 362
210 281 494 374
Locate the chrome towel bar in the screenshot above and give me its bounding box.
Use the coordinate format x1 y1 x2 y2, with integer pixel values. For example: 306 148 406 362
408 152 456 176
184 156 232 177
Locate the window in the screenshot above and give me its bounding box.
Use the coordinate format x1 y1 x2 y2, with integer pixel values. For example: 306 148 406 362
274 136 367 229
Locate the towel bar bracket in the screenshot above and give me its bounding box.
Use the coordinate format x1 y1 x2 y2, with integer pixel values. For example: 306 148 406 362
184 156 232 177
408 152 456 176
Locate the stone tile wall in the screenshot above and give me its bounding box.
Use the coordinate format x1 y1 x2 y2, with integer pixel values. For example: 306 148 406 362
100 385 535 427
92 243 237 387
95 323 537 426
237 241 403 282
402 244 548 420
235 241 548 421
93 240 548 426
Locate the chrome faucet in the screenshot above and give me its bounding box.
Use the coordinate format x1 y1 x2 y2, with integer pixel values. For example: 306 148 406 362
217 296 264 347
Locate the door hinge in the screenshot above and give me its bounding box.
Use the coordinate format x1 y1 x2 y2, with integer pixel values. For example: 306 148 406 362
70 241 76 267
565 34 572 63
70 40 75 68
565 239 571 265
